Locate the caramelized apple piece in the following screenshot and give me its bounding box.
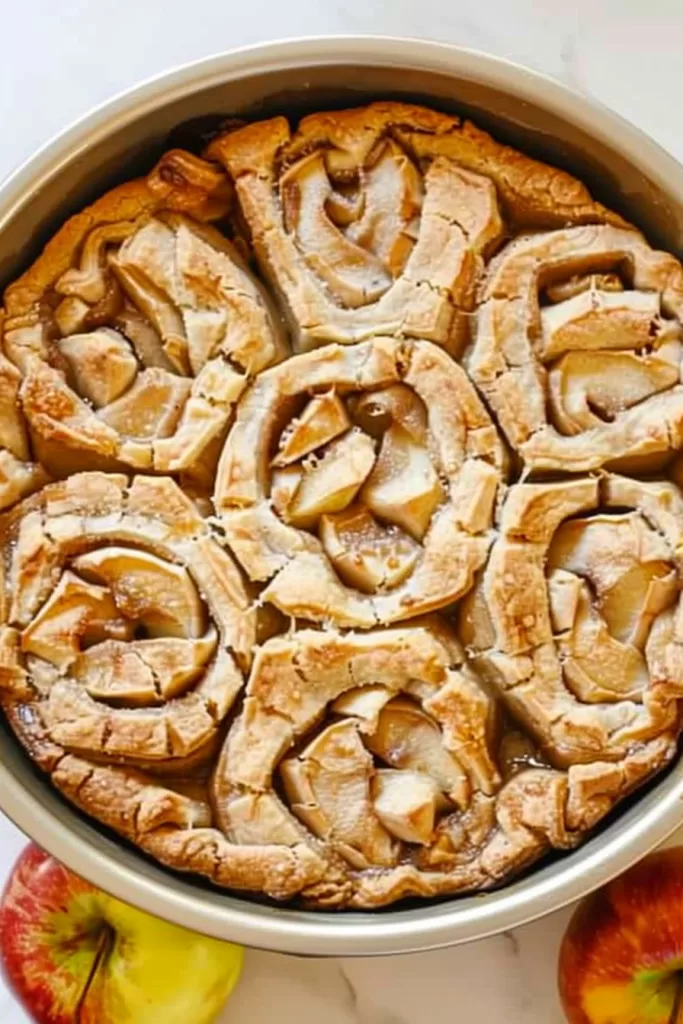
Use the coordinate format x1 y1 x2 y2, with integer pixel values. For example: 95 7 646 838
320 505 420 592
545 272 624 304
272 392 350 466
287 429 376 529
280 151 393 309
498 731 548 781
72 630 218 704
541 289 673 361
280 719 396 868
59 328 138 407
111 218 189 373
21 572 131 669
361 423 443 540
270 465 303 519
548 343 680 434
345 139 423 277
73 548 206 638
331 684 393 732
559 582 649 701
371 769 440 845
366 697 468 806
349 384 428 443
600 564 677 649
97 367 190 439
549 514 676 645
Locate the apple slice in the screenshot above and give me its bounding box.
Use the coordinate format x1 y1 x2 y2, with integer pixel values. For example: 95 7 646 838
0 843 243 1024
331 684 394 732
548 513 677 648
270 464 303 519
272 391 350 466
545 272 624 303
558 581 650 702
371 769 440 845
97 367 191 439
344 138 424 278
72 630 218 705
548 343 680 434
72 548 206 638
21 572 131 669
320 504 420 591
285 429 376 529
280 719 397 868
361 422 443 540
540 287 675 360
279 150 393 308
366 697 468 806
349 384 428 443
59 328 138 408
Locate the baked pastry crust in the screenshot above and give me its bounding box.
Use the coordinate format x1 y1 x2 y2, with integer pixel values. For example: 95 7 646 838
208 102 623 354
0 100 681 910
0 472 255 778
459 474 683 782
2 150 287 483
469 226 683 472
214 336 507 627
0 322 47 510
51 618 672 906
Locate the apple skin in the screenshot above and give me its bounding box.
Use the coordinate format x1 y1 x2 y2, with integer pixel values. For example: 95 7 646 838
0 844 243 1024
558 846 683 1024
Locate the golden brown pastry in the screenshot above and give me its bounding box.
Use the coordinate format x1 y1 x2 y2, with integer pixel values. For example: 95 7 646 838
51 618 628 907
214 336 507 627
469 227 683 472
459 473 681 804
208 102 621 354
0 473 255 783
0 321 47 510
1 99 682 911
2 150 286 482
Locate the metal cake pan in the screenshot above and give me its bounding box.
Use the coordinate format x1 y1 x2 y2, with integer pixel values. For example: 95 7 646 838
1 36 683 956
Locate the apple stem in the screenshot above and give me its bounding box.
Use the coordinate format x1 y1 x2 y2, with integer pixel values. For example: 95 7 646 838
75 923 114 1023
670 976 683 1024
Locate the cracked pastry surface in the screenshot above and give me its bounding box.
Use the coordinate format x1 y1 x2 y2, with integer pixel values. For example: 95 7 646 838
2 149 287 488
0 323 47 511
0 473 255 778
458 474 683 790
469 226 683 472
213 336 506 627
208 102 622 354
0 99 683 909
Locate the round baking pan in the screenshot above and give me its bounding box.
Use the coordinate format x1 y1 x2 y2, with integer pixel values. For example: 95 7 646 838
1 36 682 956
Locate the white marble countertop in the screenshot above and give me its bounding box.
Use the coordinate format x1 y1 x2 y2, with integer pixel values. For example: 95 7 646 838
2 1 683 1021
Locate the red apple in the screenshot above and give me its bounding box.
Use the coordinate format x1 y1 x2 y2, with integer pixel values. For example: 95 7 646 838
558 846 683 1023
0 844 243 1023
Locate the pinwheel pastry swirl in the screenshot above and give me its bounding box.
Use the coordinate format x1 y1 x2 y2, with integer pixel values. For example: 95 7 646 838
459 473 683 804
214 336 507 628
469 226 683 472
0 98 682 911
44 615 672 908
0 473 255 795
208 102 622 354
2 149 286 487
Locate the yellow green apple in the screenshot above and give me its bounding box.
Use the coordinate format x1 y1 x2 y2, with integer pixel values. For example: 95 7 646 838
0 843 243 1023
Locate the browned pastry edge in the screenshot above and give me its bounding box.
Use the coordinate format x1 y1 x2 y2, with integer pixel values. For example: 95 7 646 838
208 100 627 230
3 150 232 324
0 99 681 911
